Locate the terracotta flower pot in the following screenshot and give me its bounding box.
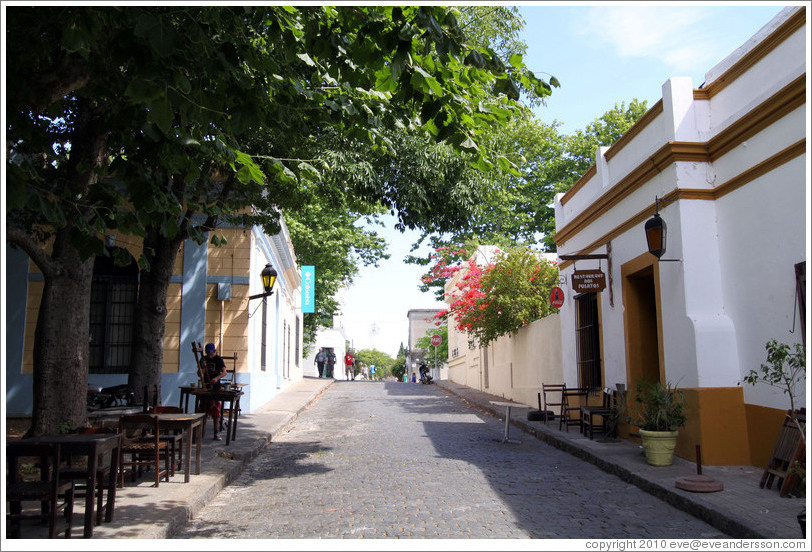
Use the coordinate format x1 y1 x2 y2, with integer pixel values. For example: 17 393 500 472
639 429 679 466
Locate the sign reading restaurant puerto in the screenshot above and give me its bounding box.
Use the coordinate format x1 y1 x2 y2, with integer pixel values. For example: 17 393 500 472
302 266 315 313
571 269 606 293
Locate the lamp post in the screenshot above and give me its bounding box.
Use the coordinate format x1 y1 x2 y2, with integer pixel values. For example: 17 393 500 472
249 263 278 300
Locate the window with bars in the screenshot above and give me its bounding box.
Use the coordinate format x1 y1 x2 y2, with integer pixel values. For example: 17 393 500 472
575 292 602 391
89 254 138 374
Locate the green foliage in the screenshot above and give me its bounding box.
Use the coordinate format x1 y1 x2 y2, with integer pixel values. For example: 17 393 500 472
416 325 448 367
741 339 806 444
406 101 648 296
627 381 687 432
431 246 559 347
355 349 396 380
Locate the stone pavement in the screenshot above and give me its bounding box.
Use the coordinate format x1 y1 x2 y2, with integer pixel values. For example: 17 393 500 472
4 376 806 541
434 380 807 540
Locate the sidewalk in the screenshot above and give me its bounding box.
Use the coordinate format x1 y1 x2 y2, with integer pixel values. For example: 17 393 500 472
434 380 807 540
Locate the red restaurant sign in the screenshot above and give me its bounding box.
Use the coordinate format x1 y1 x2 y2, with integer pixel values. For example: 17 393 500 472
550 287 565 309
571 269 606 293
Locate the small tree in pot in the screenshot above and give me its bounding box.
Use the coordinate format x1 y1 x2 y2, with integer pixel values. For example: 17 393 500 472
628 381 687 466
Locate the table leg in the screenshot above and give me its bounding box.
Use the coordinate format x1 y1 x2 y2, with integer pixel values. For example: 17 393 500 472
194 423 202 474
105 442 119 523
183 426 192 483
229 398 239 443
83 450 99 538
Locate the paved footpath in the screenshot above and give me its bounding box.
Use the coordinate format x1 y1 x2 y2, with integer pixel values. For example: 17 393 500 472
174 381 727 539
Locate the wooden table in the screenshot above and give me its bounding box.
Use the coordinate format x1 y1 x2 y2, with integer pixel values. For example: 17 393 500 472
25 432 121 538
191 388 244 445
490 401 531 443
178 385 199 413
152 412 205 482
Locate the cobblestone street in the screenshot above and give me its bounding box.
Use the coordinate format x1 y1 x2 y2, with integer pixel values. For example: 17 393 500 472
174 381 727 539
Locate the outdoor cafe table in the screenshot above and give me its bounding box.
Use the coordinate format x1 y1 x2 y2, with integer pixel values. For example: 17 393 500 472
190 388 244 445
489 401 531 444
151 412 205 482
24 432 121 538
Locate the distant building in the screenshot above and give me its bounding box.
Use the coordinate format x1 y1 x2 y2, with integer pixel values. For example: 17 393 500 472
303 287 351 380
406 308 443 378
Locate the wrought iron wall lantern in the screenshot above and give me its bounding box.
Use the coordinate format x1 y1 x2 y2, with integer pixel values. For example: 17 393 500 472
248 263 278 300
645 196 680 262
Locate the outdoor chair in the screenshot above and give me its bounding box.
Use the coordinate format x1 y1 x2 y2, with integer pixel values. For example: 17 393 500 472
148 406 186 476
559 386 589 432
6 442 75 538
580 387 617 439
62 426 118 526
541 383 566 426
118 414 171 488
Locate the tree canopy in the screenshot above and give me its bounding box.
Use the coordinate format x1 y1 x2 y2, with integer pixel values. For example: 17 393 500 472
6 5 556 434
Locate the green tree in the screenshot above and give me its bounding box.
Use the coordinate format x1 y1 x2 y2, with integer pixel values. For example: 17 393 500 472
433 247 559 347
6 6 555 434
408 101 648 301
355 349 396 381
415 325 448 369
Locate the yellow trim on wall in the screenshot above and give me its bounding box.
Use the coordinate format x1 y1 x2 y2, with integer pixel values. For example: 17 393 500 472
693 8 806 101
557 138 806 270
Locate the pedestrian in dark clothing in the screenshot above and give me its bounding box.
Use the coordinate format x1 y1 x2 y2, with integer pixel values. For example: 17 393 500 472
326 350 336 378
315 348 326 378
199 342 227 440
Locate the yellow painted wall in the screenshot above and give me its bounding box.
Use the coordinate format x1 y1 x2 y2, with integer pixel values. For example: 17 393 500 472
676 388 751 466
202 283 249 372
207 228 251 277
162 282 183 373
744 403 793 469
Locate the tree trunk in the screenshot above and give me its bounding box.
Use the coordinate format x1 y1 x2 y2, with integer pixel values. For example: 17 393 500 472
128 227 184 405
28 231 94 436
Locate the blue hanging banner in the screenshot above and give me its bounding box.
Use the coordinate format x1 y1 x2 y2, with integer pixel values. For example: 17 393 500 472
302 266 315 313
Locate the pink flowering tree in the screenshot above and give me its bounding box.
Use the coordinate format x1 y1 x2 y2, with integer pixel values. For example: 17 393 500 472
427 246 559 346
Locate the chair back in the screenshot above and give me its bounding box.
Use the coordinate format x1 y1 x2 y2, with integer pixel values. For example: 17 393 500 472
119 414 161 444
192 341 212 390
6 442 63 488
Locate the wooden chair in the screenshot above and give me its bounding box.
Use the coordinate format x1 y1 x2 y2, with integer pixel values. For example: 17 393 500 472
191 341 211 389
118 415 171 488
6 442 75 539
559 386 589 432
760 409 806 497
580 387 617 439
148 406 185 476
541 383 566 426
62 426 117 526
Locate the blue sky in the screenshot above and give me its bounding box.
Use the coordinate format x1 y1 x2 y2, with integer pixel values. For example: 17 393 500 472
341 3 793 358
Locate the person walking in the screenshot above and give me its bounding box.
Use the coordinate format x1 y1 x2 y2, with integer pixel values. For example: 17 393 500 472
315 348 326 378
326 349 336 379
199 342 227 440
344 350 355 380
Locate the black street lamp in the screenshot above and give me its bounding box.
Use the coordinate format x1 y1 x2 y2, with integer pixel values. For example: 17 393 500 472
249 263 278 300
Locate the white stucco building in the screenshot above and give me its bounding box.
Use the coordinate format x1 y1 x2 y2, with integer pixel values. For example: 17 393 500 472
553 6 807 466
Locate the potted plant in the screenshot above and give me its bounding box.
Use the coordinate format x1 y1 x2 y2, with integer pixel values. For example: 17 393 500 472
627 380 687 466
